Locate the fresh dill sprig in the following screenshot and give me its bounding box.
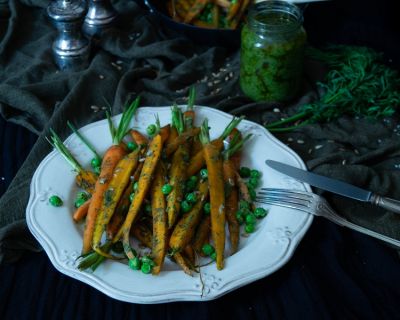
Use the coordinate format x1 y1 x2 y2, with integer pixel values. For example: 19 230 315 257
265 45 400 132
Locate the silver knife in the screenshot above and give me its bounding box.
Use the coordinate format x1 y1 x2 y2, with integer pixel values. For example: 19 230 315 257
265 159 400 214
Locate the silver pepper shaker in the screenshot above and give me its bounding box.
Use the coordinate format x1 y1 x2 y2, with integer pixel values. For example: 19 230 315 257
83 0 117 38
47 0 90 71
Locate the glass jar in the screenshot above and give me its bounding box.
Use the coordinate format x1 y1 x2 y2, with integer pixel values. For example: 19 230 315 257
239 0 307 102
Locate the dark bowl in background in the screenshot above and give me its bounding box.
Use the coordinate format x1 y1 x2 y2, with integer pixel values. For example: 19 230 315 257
135 0 241 47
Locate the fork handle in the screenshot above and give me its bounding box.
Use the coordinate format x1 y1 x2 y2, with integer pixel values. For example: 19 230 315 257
370 195 400 214
320 202 400 248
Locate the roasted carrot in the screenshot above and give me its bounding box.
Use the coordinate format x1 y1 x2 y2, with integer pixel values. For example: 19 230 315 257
186 116 244 177
73 198 91 222
114 133 163 258
166 106 190 229
163 127 200 157
184 86 196 130
215 0 231 8
151 162 168 275
131 221 153 248
130 129 148 148
166 126 178 146
226 0 241 21
106 184 131 239
173 252 193 275
229 0 250 29
199 119 225 270
226 128 242 170
211 4 220 28
47 130 97 194
159 124 171 143
92 148 140 254
83 97 140 254
192 215 211 255
184 0 209 23
183 245 196 266
222 130 252 253
67 121 102 170
169 179 209 252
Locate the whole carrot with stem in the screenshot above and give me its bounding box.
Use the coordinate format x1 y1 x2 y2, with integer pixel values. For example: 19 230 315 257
67 121 102 170
151 162 168 275
166 105 190 229
47 130 98 194
73 198 91 222
113 128 163 258
192 214 211 256
199 119 225 270
222 132 252 254
91 147 140 255
169 179 209 253
82 97 140 254
186 116 244 177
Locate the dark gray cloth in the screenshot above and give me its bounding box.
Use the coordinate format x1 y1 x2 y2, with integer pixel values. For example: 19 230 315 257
0 0 399 265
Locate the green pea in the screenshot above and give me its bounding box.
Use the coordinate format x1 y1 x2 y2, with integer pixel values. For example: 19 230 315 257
146 124 157 136
185 180 196 192
133 181 139 192
254 207 268 218
250 169 261 179
186 192 197 204
74 197 86 208
112 241 124 254
245 213 257 225
129 257 141 270
245 224 255 233
127 141 138 151
248 177 259 188
239 200 250 210
91 157 101 169
141 256 155 266
141 262 152 274
203 202 211 215
239 166 251 178
190 176 198 184
94 166 101 175
162 184 172 195
49 195 63 207
181 200 192 213
236 211 244 225
210 251 217 261
129 193 135 202
200 169 208 179
202 244 215 256
76 191 89 201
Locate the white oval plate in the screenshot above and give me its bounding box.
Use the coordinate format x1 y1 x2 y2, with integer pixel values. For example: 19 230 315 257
26 106 312 304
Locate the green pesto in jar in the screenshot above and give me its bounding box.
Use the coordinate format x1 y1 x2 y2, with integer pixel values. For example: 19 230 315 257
240 1 307 102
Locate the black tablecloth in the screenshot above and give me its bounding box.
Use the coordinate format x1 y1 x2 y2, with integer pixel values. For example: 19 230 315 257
1 0 400 318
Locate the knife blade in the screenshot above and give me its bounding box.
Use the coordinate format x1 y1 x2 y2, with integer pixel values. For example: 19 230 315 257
265 159 400 214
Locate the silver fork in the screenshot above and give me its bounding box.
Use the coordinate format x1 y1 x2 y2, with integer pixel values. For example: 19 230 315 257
257 188 400 248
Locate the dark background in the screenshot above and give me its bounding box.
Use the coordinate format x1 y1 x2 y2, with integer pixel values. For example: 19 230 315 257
1 0 400 319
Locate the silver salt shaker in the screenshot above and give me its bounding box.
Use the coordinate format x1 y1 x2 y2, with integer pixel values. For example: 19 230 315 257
83 0 117 38
47 0 90 71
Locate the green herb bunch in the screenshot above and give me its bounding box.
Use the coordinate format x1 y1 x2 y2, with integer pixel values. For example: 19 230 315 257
266 45 400 132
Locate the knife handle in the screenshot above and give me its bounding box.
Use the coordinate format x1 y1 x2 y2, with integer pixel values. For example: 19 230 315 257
371 195 400 214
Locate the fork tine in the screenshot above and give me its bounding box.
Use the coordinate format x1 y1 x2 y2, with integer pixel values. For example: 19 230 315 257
260 188 313 198
255 198 311 213
256 188 315 212
258 188 314 203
